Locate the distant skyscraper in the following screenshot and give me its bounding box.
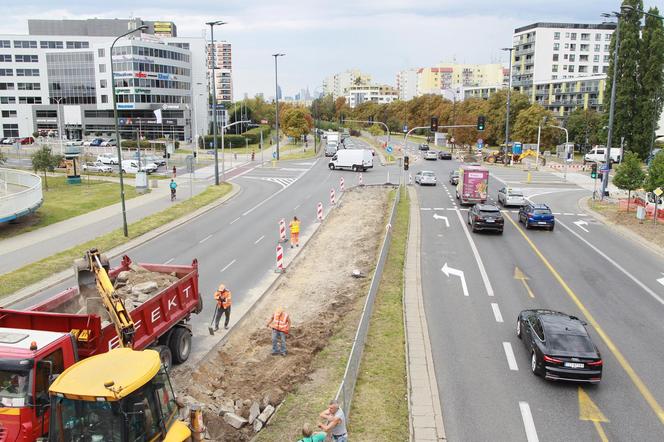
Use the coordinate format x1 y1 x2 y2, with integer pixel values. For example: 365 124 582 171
276 85 282 100
207 41 233 102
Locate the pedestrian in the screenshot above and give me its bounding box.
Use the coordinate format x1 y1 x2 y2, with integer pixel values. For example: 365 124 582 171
208 284 232 334
296 423 326 442
289 216 300 248
172 165 176 178
267 307 290 356
169 179 177 201
251 150 255 161
318 400 347 442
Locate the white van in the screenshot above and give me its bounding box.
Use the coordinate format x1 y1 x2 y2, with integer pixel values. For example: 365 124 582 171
328 149 373 172
121 159 158 174
584 146 622 164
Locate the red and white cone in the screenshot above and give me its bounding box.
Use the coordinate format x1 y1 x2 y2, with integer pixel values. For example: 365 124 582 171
317 202 323 222
340 176 345 192
279 219 286 242
330 188 336 205
275 244 284 273
358 173 363 186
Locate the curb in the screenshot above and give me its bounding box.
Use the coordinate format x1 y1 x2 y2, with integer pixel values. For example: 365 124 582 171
579 196 664 259
3 183 243 307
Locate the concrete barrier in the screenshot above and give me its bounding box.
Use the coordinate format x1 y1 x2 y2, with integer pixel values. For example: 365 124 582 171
0 168 43 223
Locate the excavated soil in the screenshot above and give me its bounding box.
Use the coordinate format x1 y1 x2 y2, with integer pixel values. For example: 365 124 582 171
173 186 390 441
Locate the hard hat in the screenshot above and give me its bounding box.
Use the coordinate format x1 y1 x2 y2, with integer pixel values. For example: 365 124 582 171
218 284 226 291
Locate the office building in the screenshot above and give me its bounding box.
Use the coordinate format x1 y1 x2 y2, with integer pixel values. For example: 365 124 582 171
322 69 372 99
345 84 398 108
207 41 232 102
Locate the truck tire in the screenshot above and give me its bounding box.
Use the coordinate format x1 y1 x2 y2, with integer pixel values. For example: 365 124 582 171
156 345 173 371
329 163 335 170
169 327 192 364
352 165 357 172
195 296 203 314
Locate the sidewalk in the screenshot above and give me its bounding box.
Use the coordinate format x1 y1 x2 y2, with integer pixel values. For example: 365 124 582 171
404 186 446 441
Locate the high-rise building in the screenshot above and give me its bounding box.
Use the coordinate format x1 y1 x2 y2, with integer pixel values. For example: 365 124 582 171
207 41 232 102
416 63 506 96
345 84 398 108
322 69 372 99
396 69 418 100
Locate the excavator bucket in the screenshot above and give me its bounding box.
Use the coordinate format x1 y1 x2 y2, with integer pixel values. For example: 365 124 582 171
74 249 111 300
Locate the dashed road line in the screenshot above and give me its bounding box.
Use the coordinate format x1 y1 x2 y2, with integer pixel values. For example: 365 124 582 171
519 402 540 442
230 217 241 224
220 259 236 273
199 234 212 244
503 342 519 371
254 235 265 244
491 303 504 323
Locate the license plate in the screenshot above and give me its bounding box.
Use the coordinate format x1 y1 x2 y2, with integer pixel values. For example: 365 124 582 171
486 219 494 223
538 221 548 225
564 362 584 369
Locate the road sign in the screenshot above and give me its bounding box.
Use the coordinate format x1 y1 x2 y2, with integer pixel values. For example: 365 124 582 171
273 151 277 159
386 146 393 154
403 125 408 133
600 165 610 172
655 187 663 197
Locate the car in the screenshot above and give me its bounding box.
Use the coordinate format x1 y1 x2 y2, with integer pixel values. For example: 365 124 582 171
66 139 84 146
101 138 117 147
82 161 113 173
424 150 438 160
467 203 503 233
418 143 430 151
438 151 452 160
96 153 119 165
19 137 35 145
516 309 603 383
497 187 525 207
143 155 166 166
519 203 555 230
449 170 459 185
414 170 437 186
2 138 16 145
89 138 104 147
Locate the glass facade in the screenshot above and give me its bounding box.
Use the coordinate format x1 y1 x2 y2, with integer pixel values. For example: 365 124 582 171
114 45 190 63
112 60 190 77
47 51 96 104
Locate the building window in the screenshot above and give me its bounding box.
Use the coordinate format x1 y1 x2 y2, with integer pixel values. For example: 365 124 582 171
554 32 560 40
604 44 610 51
553 43 560 51
0 40 10 48
47 51 96 105
593 55 600 63
570 44 576 51
571 33 577 40
36 110 57 118
602 66 608 73
553 54 559 61
17 82 40 90
14 40 37 48
569 54 576 62
564 54 569 60
594 44 600 52
605 34 611 41
565 32 570 38
564 43 569 49
595 34 602 41
568 65 575 73
3 123 19 137
581 33 590 41
580 44 589 51
16 68 39 76
0 97 16 104
100 79 107 88
98 48 105 58
603 55 609 63
0 68 12 76
66 41 89 49
15 55 38 63
552 65 559 72
19 96 42 104
40 41 64 49
1 110 17 118
580 55 589 62
0 82 13 90
0 54 11 62
579 66 588 73
99 64 106 73
593 66 599 73
101 95 108 103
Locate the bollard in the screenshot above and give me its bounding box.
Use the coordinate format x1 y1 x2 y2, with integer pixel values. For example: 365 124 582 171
279 219 286 242
189 404 206 441
527 171 532 183
340 176 345 192
317 202 323 222
330 188 336 205
358 173 363 186
275 244 284 273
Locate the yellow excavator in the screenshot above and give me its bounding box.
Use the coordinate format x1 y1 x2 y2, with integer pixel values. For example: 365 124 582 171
484 148 546 165
47 250 192 441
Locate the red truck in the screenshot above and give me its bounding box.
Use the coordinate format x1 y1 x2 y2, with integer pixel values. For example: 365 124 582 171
0 255 201 442
456 164 489 205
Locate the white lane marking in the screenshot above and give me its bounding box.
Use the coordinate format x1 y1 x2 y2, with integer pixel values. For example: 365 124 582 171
199 234 213 243
441 262 469 296
577 213 588 216
242 168 311 216
433 213 450 227
573 219 589 232
452 207 495 297
230 216 241 224
220 259 236 273
557 219 664 306
491 303 504 323
421 208 432 211
163 258 175 265
519 402 540 442
293 203 301 211
503 342 518 371
433 207 446 210
254 235 265 244
552 212 562 215
564 212 574 216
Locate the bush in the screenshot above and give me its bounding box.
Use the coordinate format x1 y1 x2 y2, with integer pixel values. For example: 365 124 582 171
121 140 153 149
317 121 340 131
198 125 270 149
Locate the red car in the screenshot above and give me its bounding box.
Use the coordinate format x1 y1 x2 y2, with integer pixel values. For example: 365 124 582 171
19 136 34 145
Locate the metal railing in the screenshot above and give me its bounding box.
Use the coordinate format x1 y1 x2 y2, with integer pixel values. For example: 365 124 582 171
335 185 401 415
0 168 43 223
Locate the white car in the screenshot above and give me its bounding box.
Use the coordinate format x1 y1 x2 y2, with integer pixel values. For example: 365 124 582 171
415 170 437 186
97 153 119 165
82 161 113 173
497 187 525 207
583 146 622 164
66 139 84 146
121 159 158 174
101 138 117 147
424 150 438 160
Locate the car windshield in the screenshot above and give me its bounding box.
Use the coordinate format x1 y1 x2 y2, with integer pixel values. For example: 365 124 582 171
50 397 123 442
480 209 500 216
422 172 435 177
0 369 30 407
509 192 524 197
534 209 551 215
548 333 595 354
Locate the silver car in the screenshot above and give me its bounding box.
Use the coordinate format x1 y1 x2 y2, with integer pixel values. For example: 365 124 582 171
415 170 437 186
497 187 525 207
424 150 438 160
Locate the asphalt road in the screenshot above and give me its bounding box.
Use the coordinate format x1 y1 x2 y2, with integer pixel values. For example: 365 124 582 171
413 155 664 441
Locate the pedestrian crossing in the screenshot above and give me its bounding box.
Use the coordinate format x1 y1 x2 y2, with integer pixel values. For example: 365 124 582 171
243 176 296 188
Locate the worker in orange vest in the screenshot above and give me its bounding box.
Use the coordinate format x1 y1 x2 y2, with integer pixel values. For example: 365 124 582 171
209 284 232 334
289 216 301 248
267 307 291 356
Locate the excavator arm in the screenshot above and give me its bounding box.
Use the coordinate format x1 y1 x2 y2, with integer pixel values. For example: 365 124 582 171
75 249 136 348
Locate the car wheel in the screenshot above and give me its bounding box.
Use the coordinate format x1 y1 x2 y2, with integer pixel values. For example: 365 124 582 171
352 165 357 172
516 319 522 338
531 351 541 376
525 222 531 230
328 164 335 170
549 224 555 231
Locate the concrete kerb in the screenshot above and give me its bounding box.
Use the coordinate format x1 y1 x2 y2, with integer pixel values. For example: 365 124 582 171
3 182 243 307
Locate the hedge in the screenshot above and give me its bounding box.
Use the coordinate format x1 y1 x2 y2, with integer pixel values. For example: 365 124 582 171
198 125 271 149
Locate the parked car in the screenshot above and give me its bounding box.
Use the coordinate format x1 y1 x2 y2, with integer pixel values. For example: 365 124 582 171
516 310 603 383
19 136 35 145
89 138 104 147
121 159 158 174
1 138 16 145
101 138 117 147
449 170 459 185
96 153 119 165
438 151 452 160
82 161 113 173
142 155 166 166
424 150 438 160
497 187 525 207
583 146 622 164
467 203 504 234
519 203 555 230
66 139 84 146
418 143 430 151
414 170 437 186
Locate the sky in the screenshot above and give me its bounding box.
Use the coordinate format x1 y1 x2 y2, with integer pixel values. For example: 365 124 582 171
4 0 662 99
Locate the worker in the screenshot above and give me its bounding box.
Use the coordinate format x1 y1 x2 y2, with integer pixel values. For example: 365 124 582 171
209 284 232 333
318 400 347 442
267 307 290 356
289 216 301 248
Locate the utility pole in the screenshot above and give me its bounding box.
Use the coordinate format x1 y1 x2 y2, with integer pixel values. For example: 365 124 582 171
502 47 515 156
272 53 285 160
206 20 227 185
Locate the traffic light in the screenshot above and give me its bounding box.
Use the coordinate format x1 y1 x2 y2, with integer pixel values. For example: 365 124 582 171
404 155 409 171
590 163 597 179
477 116 486 131
431 117 439 132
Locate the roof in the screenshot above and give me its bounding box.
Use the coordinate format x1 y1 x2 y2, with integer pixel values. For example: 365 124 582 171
539 312 587 335
514 22 617 34
477 204 500 211
532 203 550 209
49 348 161 401
0 327 68 351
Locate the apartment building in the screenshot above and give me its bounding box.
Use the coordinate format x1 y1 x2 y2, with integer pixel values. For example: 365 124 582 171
416 63 507 96
345 84 398 108
322 69 372 99
396 69 418 100
207 41 232 102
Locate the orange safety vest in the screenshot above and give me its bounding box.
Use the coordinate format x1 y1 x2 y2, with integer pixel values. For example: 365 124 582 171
215 289 232 309
270 311 290 334
290 220 300 234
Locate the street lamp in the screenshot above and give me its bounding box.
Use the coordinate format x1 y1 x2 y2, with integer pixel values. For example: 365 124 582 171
272 53 285 160
111 24 148 237
501 47 515 157
207 20 227 185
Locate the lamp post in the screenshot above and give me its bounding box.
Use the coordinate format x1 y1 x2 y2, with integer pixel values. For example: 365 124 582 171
207 20 227 185
52 97 65 155
501 47 515 156
272 53 285 160
111 24 148 237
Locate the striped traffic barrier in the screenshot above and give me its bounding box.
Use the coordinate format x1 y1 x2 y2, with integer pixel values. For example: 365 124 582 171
279 219 286 242
317 202 323 222
330 188 336 205
358 173 363 186
275 244 284 273
340 176 345 192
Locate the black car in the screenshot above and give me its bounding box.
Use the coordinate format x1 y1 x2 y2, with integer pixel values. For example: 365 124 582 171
449 170 459 185
438 151 452 160
418 143 430 151
468 203 504 234
517 310 603 383
519 203 555 230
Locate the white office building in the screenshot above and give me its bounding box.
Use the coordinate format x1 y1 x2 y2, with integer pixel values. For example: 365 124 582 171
322 69 372 99
396 69 418 100
345 84 398 108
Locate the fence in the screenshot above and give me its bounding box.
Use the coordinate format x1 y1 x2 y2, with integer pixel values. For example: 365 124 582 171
335 184 401 415
0 168 43 223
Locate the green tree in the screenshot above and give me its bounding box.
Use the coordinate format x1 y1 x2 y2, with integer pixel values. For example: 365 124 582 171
484 89 530 146
512 105 558 147
0 149 6 165
645 150 664 192
31 146 62 190
368 124 384 136
281 108 313 142
565 109 604 147
613 151 646 209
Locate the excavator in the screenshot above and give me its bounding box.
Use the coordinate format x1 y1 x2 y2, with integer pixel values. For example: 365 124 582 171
484 148 546 166
47 249 192 441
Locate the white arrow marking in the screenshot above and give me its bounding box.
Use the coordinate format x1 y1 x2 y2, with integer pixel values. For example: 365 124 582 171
441 262 469 296
657 273 664 287
573 219 589 232
433 213 450 227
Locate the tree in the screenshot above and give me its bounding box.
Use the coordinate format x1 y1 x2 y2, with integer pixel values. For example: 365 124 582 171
0 149 6 165
512 105 558 147
645 150 664 192
368 124 384 136
281 108 313 142
484 89 530 146
31 146 62 190
613 151 645 209
565 109 604 148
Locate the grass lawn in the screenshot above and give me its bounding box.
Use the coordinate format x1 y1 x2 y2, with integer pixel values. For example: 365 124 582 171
277 143 317 161
0 183 232 298
349 188 409 440
0 176 140 240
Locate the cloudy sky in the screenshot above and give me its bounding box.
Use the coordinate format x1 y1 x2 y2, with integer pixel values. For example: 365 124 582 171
4 0 654 99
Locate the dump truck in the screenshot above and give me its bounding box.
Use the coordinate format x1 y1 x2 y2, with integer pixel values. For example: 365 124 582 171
0 253 201 441
456 164 489 205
